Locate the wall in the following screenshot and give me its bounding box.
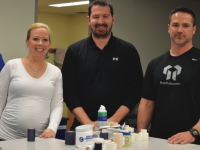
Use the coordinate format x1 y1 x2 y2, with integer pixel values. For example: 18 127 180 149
37 12 72 70
38 12 71 49
69 13 89 44
0 0 36 62
109 0 200 73
37 12 88 70
37 12 89 117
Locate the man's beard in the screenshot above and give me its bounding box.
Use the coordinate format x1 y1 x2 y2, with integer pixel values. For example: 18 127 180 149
171 37 191 46
91 24 112 39
171 33 193 46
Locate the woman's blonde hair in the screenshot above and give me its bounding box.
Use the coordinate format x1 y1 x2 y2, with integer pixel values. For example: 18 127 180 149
26 23 51 42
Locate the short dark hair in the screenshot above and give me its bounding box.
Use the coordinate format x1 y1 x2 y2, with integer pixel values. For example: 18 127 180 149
88 0 114 17
169 6 196 26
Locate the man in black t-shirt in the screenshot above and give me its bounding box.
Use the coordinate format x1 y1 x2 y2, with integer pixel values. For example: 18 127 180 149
137 7 200 145
62 0 143 130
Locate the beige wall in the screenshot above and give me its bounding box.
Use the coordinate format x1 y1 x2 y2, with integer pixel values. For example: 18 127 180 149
38 12 71 49
38 12 88 49
109 0 200 73
38 12 89 117
69 14 89 44
0 0 35 62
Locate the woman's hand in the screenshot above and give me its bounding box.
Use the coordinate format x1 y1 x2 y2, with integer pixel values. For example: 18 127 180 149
40 129 55 138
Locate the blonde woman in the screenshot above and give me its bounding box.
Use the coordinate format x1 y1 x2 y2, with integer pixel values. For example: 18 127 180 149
0 23 63 140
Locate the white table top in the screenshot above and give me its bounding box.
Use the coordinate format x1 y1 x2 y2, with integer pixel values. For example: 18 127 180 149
0 137 200 150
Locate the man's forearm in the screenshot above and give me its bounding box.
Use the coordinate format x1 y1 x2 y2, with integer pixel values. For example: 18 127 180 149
72 107 91 125
167 119 200 144
137 98 155 132
107 105 130 123
192 119 200 132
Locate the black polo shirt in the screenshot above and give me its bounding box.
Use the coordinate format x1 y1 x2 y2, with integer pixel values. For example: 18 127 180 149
62 33 143 126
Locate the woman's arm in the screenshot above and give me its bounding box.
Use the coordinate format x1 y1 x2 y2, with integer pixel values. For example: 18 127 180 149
0 61 11 117
40 70 63 138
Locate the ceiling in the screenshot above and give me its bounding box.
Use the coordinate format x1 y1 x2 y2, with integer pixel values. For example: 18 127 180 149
38 0 89 15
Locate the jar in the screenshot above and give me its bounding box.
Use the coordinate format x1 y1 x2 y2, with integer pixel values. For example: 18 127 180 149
75 125 93 147
120 131 131 146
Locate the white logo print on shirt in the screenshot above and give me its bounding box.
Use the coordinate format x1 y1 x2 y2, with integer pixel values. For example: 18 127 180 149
113 57 118 61
163 65 182 81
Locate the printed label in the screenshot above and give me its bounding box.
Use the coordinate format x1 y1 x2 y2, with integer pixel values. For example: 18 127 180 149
98 112 107 117
57 125 67 130
125 137 129 144
98 112 107 121
79 137 84 142
98 117 107 121
85 135 93 142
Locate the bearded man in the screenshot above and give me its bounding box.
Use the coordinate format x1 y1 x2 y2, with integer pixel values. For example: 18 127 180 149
62 0 143 130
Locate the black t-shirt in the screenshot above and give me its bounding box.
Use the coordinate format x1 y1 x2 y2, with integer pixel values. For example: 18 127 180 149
142 47 200 140
62 33 143 123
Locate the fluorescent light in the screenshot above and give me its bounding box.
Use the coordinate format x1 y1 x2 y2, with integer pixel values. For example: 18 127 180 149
49 1 89 7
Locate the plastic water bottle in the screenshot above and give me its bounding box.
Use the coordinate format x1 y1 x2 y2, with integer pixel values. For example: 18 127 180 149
98 105 107 127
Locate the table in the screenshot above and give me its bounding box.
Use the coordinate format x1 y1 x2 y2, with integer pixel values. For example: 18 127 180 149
0 137 200 150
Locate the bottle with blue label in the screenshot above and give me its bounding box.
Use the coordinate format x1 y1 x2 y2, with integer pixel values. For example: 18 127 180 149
98 105 107 127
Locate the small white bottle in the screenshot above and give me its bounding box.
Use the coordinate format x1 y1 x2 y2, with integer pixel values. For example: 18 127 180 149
98 105 107 127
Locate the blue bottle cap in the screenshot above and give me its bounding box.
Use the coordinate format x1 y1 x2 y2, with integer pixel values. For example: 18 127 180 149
119 131 131 135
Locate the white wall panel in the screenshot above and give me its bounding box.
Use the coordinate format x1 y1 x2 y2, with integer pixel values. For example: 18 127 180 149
0 0 36 62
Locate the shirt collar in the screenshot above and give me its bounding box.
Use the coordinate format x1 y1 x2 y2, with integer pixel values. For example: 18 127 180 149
88 32 115 49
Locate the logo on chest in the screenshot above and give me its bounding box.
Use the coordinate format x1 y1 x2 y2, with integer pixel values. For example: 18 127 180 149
160 65 182 85
163 65 182 81
113 57 118 61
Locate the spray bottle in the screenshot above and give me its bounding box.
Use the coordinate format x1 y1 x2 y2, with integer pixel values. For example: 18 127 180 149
98 105 107 127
